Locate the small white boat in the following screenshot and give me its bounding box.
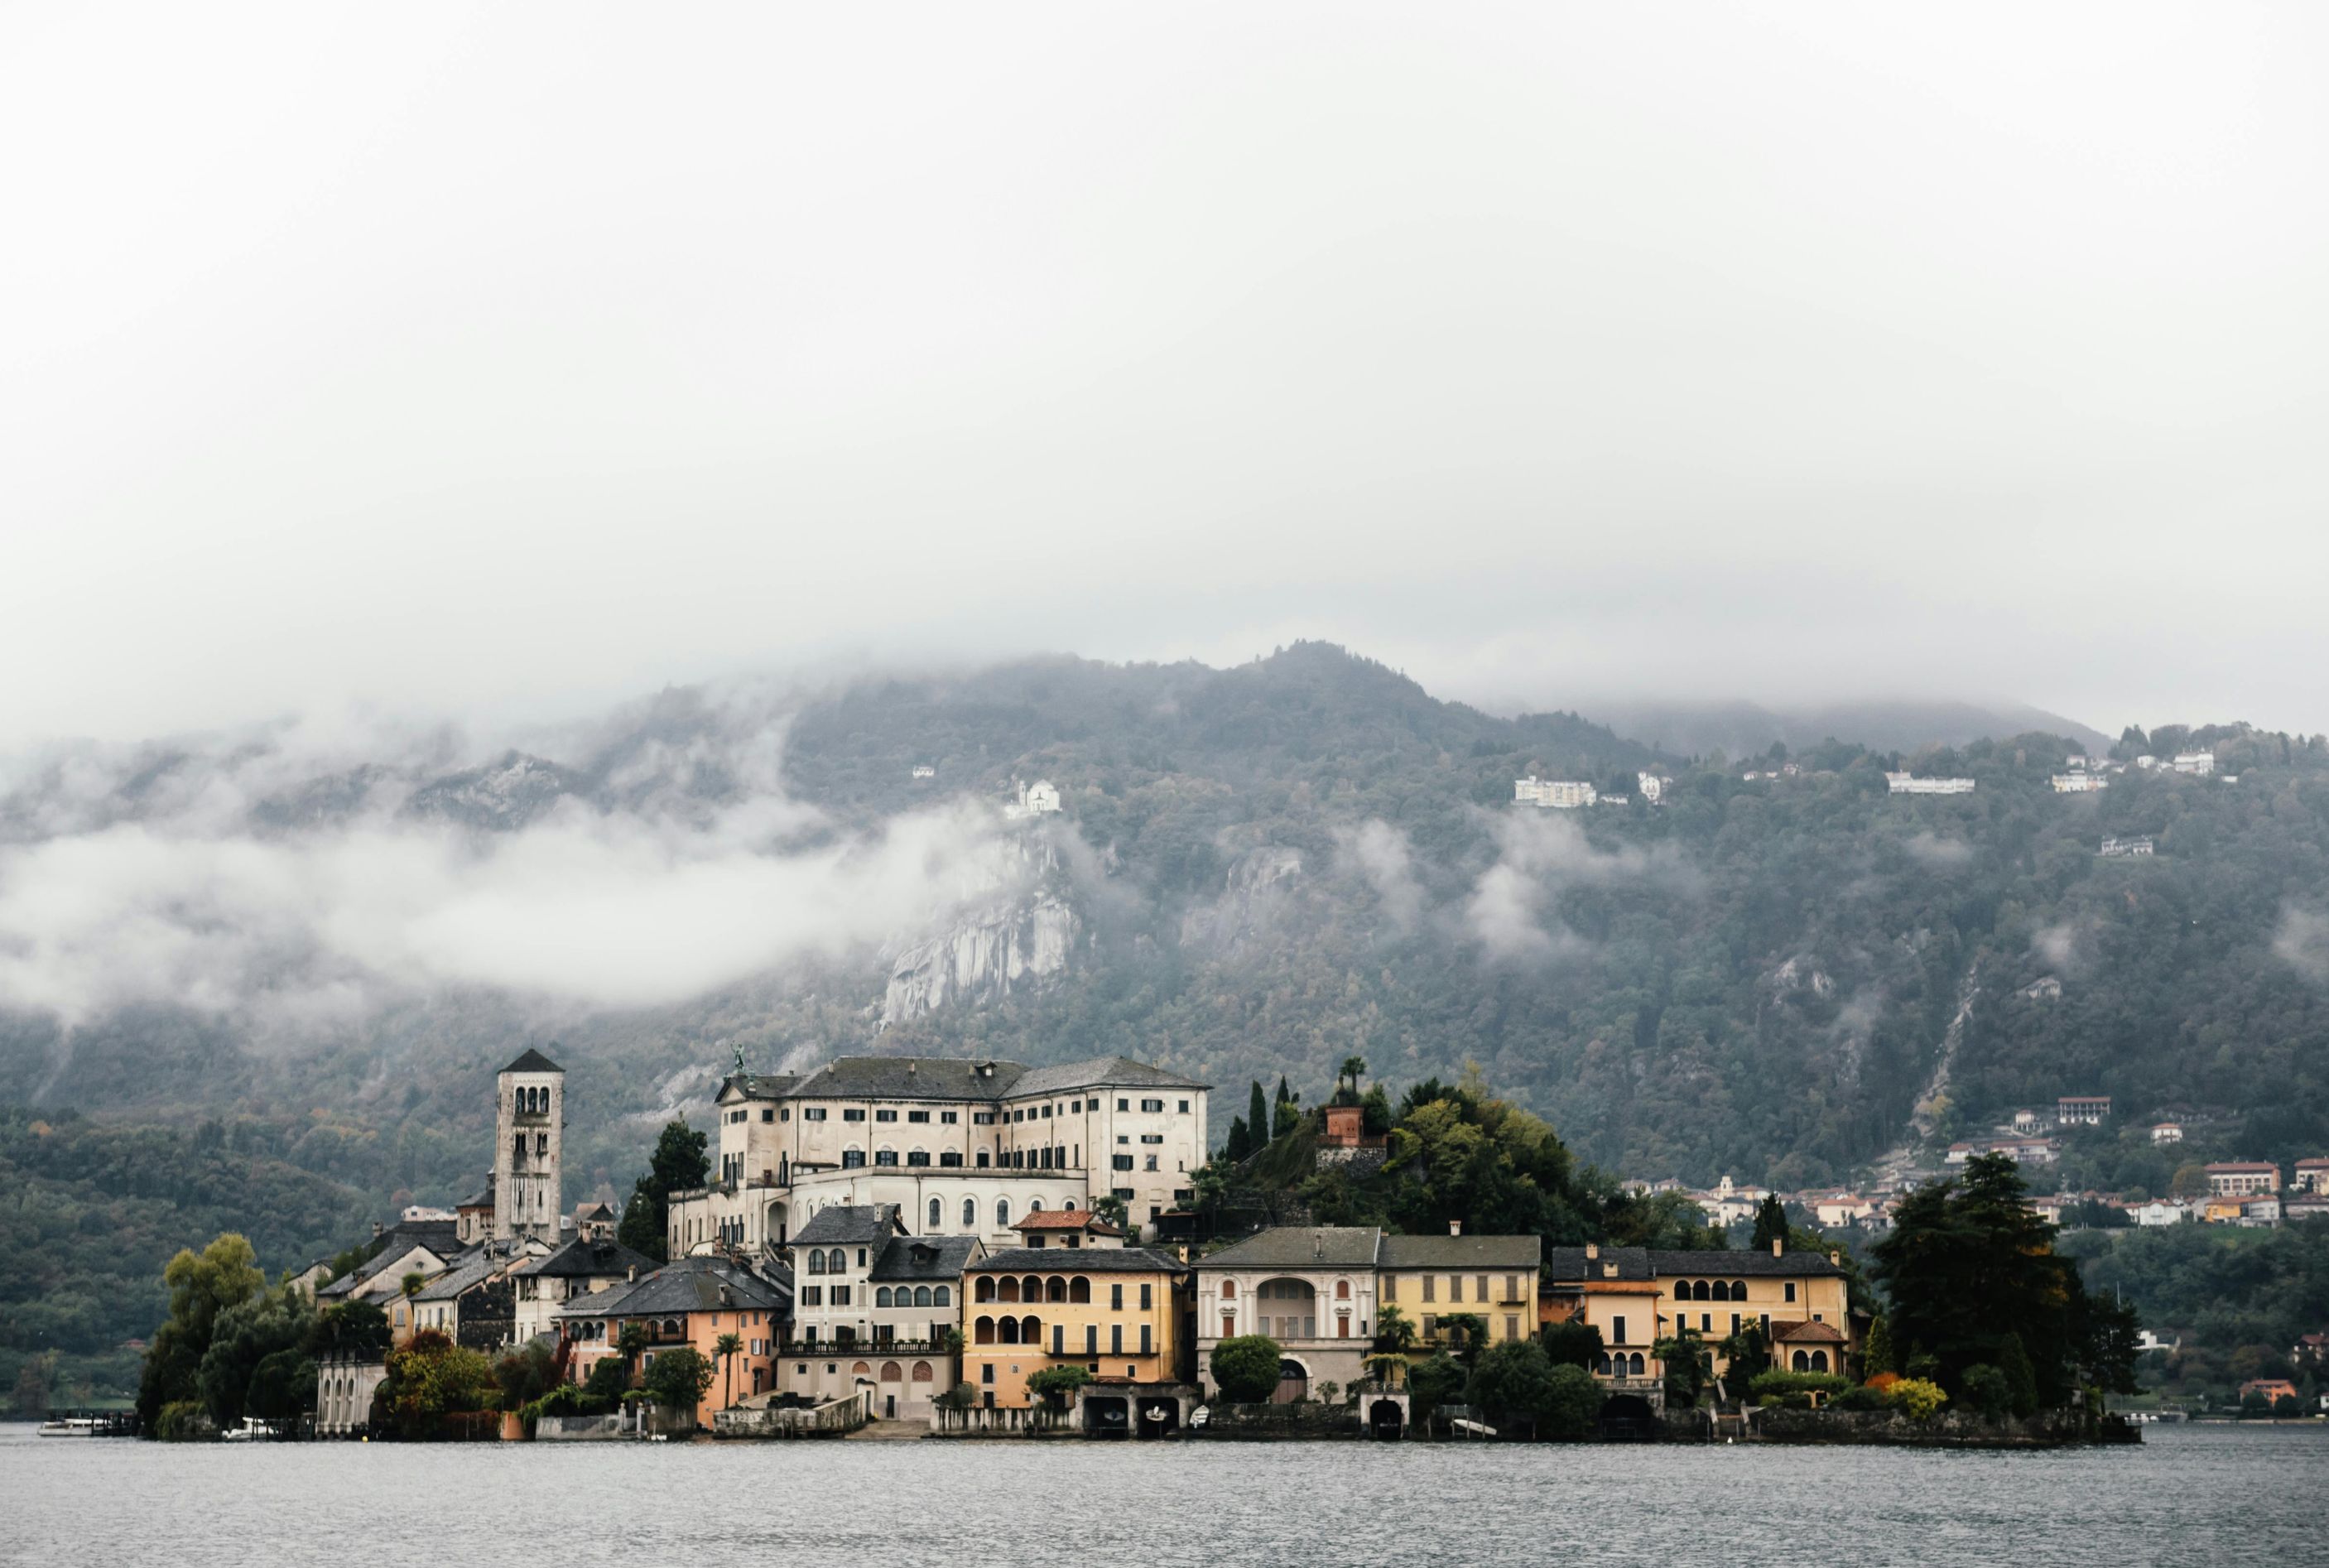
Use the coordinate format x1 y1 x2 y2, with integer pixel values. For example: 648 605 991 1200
36 1416 103 1437
221 1417 277 1442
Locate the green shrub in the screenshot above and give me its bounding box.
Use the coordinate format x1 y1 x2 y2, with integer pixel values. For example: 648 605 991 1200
1831 1384 1894 1412
1210 1335 1284 1404
1747 1369 1850 1407
1960 1364 2011 1418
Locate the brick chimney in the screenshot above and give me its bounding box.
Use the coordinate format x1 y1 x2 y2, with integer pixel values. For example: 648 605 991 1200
1449 1219 1462 1237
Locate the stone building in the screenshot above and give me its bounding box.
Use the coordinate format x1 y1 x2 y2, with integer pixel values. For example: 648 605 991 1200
1196 1226 1383 1402
493 1047 565 1243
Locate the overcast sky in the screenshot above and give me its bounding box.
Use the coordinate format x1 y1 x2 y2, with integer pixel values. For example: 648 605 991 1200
6 3 2327 750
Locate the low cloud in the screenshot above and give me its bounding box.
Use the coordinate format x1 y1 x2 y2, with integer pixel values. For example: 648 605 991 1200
2033 921 2081 973
2274 907 2329 986
1333 819 1424 934
1462 810 1693 963
0 703 1026 1027
1905 831 1974 868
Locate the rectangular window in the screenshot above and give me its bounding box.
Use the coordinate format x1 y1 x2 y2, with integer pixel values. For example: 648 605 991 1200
1222 1314 1234 1338
1117 1135 1129 1145
832 1286 851 1306
973 1113 995 1125
1085 1325 1098 1355
1612 1315 1627 1347
1071 1100 1082 1113
1701 1313 1711 1332
1041 1105 1051 1118
761 1109 775 1123
1110 1282 1124 1311
1179 1099 1190 1113
1731 1313 1742 1334
875 1109 897 1123
1141 1099 1164 1113
1139 1133 1164 1144
1051 1325 1062 1354
1141 1325 1152 1354
1446 1276 1460 1303
980 1364 994 1384
907 1110 929 1123
844 1109 866 1123
802 1108 825 1122
1140 1282 1152 1310
1504 1315 1518 1341
1118 1098 1129 1111
1113 1154 1134 1171
1475 1274 1488 1302
1422 1275 1435 1303
782 1108 792 1122
1784 1282 1797 1303
1111 1324 1124 1355
1112 1187 1133 1200
1144 1155 1158 1171
1422 1315 1436 1337
1383 1274 1398 1302
1504 1274 1519 1301
941 1111 958 1124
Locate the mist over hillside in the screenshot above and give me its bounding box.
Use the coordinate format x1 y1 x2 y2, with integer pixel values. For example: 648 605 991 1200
3 642 2327 1219
1588 699 2114 764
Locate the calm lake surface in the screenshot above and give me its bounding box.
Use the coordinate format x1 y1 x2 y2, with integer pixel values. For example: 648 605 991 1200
1 1423 2320 1566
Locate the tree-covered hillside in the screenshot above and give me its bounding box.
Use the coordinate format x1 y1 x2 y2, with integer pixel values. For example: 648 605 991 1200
3 642 2327 1213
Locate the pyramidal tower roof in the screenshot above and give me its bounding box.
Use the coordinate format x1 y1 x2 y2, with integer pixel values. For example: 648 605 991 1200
501 1046 564 1075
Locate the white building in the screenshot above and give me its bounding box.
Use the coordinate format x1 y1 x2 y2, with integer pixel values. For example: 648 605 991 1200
2126 1199 2193 1227
1886 772 1976 795
2099 837 2154 858
2171 752 2216 776
1515 777 1597 809
2051 773 2108 793
1636 772 1665 806
2149 1122 2184 1145
911 765 935 779
493 1047 565 1244
1003 779 1061 819
668 1054 1211 1258
1691 1175 1771 1227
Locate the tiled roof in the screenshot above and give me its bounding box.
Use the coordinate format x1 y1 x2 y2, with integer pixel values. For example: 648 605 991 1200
1645 1248 1849 1278
2206 1162 2278 1172
968 1247 1190 1276
509 1237 655 1281
787 1057 1027 1103
412 1250 503 1302
1543 1246 1655 1282
1771 1318 1845 1343
1196 1227 1383 1271
502 1046 563 1075
556 1256 787 1319
869 1236 983 1282
1380 1234 1543 1270
1008 1055 1210 1097
719 1073 801 1101
1014 1210 1123 1234
791 1205 907 1248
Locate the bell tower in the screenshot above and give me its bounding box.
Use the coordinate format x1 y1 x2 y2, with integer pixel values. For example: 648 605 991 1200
493 1046 565 1243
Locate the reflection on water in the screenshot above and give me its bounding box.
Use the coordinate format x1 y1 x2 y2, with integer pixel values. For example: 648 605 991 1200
0 1423 2320 1567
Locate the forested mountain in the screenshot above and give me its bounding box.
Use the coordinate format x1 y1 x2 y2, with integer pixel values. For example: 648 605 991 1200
4 641 2327 1224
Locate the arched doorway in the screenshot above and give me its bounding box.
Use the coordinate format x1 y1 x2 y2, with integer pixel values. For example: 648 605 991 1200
1254 1277 1317 1342
1600 1392 1659 1441
1273 1359 1310 1405
1369 1398 1405 1439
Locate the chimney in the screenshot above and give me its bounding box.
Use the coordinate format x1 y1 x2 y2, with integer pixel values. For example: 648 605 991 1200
1448 1219 1462 1237
627 1264 638 1282
1828 1250 1841 1267
1771 1238 1783 1258
372 1221 383 1240
1585 1243 1599 1261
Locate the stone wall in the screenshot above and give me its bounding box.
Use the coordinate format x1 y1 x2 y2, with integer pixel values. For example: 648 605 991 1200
715 1389 873 1438
1194 1400 1364 1439
1750 1407 2092 1447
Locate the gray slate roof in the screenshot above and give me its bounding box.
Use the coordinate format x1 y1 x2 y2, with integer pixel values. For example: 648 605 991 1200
1008 1055 1211 1097
1197 1226 1384 1271
1380 1234 1543 1270
316 1221 468 1297
969 1247 1189 1276
719 1073 801 1101
503 1046 563 1074
1542 1246 1848 1283
509 1236 654 1281
412 1249 504 1302
556 1256 787 1320
869 1236 983 1283
792 1205 908 1248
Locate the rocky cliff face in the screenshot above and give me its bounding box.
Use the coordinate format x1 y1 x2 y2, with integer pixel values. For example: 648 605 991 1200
1178 846 1304 959
880 831 1078 1026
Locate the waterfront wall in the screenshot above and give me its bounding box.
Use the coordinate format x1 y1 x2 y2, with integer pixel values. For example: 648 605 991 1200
715 1390 873 1438
1196 1401 1363 1440
1749 1407 2093 1447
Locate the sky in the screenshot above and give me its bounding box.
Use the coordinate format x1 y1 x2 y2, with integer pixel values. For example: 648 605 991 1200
5 2 2327 750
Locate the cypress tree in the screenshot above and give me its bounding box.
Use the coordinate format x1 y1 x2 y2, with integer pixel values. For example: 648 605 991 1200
1248 1081 1269 1147
1750 1194 1788 1251
1224 1115 1251 1162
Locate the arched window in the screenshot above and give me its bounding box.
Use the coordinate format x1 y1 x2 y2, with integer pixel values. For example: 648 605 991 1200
907 1149 930 1166
874 1147 898 1167
842 1147 865 1169
998 1317 1020 1344
1629 1352 1646 1376
998 1277 1021 1304
940 1151 963 1167
665 1319 682 1337
1069 1277 1091 1304
1063 1197 1076 1210
1692 1280 1711 1301
1021 1276 1042 1303
875 1287 893 1308
1029 1199 1044 1212
913 1286 932 1307
976 1152 990 1168
912 1361 934 1383
974 1316 996 1344
933 1286 950 1307
1811 1350 1830 1373
881 1361 903 1383
1732 1282 1748 1299
929 1198 943 1231
806 1248 824 1274
1220 1279 1236 1299
1595 1353 1612 1374
974 1277 996 1303
1792 1350 1810 1371
996 1199 1011 1227
1711 1280 1730 1302
1335 1279 1351 1300
1046 1277 1066 1303
1020 1315 1041 1345
962 1197 978 1228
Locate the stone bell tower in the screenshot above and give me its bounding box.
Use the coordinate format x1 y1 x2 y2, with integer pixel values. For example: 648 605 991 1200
493 1046 564 1243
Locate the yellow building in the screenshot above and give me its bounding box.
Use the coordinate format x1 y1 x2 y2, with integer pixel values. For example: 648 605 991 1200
1377 1228 1542 1352
960 1245 1191 1407
1542 1241 1856 1409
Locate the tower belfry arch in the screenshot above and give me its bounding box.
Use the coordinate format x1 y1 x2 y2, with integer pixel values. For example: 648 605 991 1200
493 1046 565 1243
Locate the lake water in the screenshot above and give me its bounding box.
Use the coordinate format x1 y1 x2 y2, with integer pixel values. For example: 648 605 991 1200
1 1423 2320 1566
